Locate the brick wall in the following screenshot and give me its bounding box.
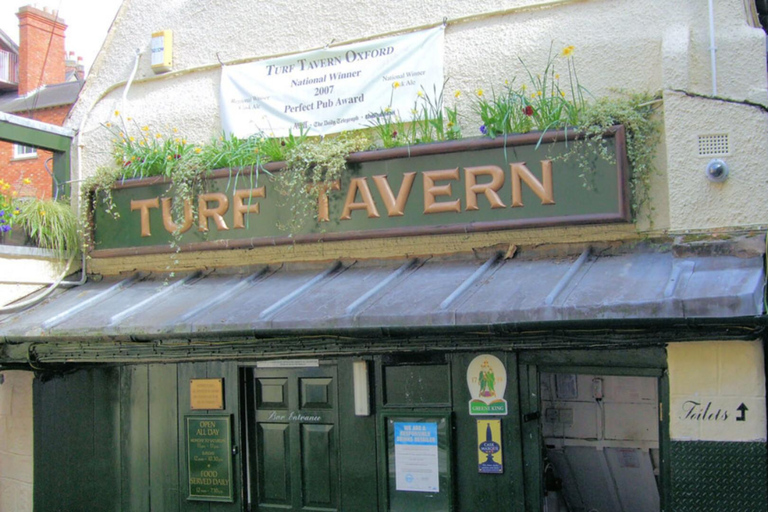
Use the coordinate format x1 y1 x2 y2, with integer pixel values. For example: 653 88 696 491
0 105 70 199
0 371 34 512
17 6 66 96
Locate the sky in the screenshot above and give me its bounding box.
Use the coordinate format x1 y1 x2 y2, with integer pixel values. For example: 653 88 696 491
0 0 124 74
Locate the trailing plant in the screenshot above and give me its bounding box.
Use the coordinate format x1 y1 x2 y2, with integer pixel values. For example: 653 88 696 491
566 91 662 219
272 133 370 232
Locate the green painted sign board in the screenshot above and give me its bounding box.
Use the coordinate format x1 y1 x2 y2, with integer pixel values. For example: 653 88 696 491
186 415 234 502
90 129 629 257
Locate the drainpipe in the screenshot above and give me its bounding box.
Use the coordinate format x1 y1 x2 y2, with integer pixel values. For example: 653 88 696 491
708 0 717 95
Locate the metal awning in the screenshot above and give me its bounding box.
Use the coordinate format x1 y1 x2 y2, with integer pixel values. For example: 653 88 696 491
0 244 764 343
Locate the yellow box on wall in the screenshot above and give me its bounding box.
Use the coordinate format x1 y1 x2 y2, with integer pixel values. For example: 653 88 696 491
151 30 173 73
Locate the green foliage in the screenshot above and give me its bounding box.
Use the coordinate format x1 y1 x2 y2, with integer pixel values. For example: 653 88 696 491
15 197 80 258
273 133 370 232
567 91 662 219
469 44 587 138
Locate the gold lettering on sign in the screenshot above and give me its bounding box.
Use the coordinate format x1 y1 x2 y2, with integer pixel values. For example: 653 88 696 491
316 180 341 222
161 198 194 234
510 160 554 207
233 188 265 229
340 177 380 220
465 165 506 210
198 193 230 232
372 172 416 217
423 168 461 214
131 197 160 237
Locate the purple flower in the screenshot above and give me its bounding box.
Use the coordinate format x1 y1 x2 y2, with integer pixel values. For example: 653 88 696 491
480 125 487 135
1 225 10 232
0 210 5 217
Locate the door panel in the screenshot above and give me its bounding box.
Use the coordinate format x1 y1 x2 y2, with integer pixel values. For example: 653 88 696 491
250 366 339 511
257 423 291 505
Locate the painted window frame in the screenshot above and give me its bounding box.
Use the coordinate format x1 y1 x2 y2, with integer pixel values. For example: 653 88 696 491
12 143 37 160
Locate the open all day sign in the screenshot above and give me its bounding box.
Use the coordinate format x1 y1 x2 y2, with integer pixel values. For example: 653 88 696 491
220 27 444 137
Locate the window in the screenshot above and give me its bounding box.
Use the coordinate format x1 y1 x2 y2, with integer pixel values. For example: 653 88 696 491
13 144 37 159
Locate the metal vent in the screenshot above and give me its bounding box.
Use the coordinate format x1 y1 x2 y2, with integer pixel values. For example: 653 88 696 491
698 134 729 156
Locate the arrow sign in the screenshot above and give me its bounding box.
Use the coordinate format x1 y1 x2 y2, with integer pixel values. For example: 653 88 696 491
736 403 748 421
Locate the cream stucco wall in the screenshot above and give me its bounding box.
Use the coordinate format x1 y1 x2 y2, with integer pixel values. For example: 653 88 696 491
67 0 768 238
0 371 34 512
668 340 767 442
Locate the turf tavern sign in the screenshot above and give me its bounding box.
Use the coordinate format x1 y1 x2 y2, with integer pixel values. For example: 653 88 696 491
89 129 629 257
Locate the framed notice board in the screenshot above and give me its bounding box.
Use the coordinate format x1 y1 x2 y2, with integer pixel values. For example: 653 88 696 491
379 412 453 511
185 415 234 502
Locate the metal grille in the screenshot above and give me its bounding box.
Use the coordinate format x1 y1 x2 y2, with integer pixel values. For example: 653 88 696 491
697 134 729 156
670 441 767 511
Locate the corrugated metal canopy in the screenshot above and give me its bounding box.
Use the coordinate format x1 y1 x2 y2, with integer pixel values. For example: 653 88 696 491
0 247 764 342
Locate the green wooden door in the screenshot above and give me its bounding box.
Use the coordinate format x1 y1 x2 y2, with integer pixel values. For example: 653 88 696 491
250 365 340 511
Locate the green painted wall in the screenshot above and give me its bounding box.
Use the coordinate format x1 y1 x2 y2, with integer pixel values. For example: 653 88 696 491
670 441 767 511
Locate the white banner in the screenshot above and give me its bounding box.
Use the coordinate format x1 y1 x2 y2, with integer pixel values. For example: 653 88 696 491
220 27 444 137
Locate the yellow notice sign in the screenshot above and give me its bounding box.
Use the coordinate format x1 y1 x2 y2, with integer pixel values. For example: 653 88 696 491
190 378 224 410
477 419 503 474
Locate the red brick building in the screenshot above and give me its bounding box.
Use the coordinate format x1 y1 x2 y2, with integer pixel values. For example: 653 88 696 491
0 5 83 200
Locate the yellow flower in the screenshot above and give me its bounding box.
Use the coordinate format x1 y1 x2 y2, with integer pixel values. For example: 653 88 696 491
454 90 461 98
384 107 392 113
560 91 566 97
521 84 526 91
417 91 424 97
393 81 401 89
182 139 187 145
139 140 144 146
39 210 46 216
447 121 454 128
173 127 178 133
476 89 484 97
536 90 542 97
105 122 112 127
253 148 259 154
155 133 162 139
22 178 31 185
531 93 536 99
562 45 575 57
411 108 418 115
555 74 560 80
129 136 135 142
114 110 120 117
12 191 18 197
141 125 149 131
127 117 133 121
166 155 172 161
194 147 202 154
504 79 509 86
174 138 180 143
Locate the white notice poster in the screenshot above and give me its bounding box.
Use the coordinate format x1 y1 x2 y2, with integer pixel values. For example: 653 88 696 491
394 422 439 493
220 27 444 137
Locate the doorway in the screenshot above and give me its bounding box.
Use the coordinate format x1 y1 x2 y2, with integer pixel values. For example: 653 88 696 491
538 372 661 512
245 365 340 511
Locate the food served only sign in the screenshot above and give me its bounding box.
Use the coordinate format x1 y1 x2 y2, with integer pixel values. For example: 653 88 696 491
220 27 444 137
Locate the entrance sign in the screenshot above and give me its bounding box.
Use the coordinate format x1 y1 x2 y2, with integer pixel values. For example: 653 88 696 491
221 27 444 137
467 354 508 416
394 422 439 492
477 419 503 474
186 415 234 502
